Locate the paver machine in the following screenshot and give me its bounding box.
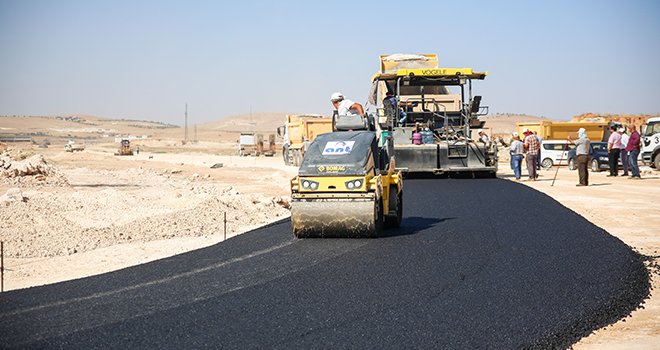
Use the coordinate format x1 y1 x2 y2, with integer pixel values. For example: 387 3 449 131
369 54 497 176
290 114 403 238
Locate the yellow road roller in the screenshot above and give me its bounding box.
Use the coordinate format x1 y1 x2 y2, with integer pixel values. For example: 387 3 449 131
290 130 403 238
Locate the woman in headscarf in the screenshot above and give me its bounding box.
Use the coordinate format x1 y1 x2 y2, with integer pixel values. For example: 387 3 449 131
568 128 591 186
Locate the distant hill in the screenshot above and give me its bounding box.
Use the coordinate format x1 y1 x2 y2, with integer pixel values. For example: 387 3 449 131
199 112 289 133
571 113 658 127
481 114 550 136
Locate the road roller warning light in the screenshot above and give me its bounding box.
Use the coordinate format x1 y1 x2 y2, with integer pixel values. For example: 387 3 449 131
290 130 403 238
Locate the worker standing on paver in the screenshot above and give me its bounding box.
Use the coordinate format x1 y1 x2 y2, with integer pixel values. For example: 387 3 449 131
330 92 364 116
523 129 540 181
478 130 489 145
568 127 590 186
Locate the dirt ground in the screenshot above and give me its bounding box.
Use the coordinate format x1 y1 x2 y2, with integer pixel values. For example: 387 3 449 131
1 114 659 348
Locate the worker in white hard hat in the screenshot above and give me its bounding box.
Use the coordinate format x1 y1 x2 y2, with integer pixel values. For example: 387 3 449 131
330 92 364 117
477 129 489 144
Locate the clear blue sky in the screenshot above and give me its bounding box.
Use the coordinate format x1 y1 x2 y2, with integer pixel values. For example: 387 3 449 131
1 0 658 125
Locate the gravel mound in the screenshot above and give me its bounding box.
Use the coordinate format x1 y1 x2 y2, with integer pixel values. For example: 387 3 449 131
0 149 69 186
0 164 291 258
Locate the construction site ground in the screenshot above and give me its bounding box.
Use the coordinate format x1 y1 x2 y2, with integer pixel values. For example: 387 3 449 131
1 114 658 348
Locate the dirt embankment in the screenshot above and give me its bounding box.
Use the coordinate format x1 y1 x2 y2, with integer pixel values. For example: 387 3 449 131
0 148 293 259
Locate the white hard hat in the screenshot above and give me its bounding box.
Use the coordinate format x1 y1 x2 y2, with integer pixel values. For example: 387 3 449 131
330 92 344 102
578 128 586 134
512 131 519 137
478 129 484 134
617 127 625 133
522 128 530 134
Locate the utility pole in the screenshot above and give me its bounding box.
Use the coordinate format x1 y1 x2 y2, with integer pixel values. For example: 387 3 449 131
194 124 198 143
184 103 188 142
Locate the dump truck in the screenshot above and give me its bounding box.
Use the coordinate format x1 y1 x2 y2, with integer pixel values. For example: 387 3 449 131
516 121 609 142
369 54 497 176
277 114 333 166
290 129 402 238
239 132 259 156
114 139 133 156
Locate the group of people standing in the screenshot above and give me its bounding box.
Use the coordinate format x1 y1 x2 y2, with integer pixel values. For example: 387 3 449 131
605 125 642 179
509 128 541 181
569 125 641 186
510 125 643 186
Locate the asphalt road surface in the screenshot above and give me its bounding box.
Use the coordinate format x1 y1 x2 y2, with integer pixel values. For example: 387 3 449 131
0 179 650 349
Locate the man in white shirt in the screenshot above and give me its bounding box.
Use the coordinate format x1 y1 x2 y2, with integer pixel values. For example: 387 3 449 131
478 130 489 144
619 127 630 176
330 92 364 116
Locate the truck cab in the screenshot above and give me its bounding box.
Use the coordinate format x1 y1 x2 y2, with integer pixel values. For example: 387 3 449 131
277 114 333 166
642 117 660 168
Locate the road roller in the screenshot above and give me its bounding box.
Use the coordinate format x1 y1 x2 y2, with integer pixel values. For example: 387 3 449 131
290 129 403 238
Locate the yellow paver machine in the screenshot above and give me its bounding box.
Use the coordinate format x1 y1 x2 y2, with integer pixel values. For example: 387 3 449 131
369 54 497 176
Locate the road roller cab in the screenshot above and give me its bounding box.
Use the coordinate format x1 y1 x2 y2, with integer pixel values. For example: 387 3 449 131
290 130 403 238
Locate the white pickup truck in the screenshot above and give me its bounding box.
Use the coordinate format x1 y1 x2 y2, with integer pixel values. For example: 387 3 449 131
64 140 85 152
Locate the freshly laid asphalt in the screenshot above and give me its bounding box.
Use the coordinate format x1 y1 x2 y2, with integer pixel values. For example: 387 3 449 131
0 178 650 349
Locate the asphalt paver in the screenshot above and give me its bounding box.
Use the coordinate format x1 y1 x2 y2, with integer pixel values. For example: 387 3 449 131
0 179 650 349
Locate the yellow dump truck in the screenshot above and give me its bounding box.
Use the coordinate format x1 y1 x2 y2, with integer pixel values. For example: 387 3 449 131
277 114 333 166
516 121 608 141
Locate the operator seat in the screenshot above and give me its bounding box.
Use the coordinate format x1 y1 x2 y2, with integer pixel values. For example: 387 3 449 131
333 111 374 131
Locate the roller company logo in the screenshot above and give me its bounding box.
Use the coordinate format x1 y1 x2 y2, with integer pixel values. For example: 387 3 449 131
322 141 355 155
317 165 346 172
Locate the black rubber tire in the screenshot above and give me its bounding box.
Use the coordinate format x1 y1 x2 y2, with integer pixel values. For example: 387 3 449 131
282 145 289 165
385 186 402 228
293 151 301 167
591 159 600 172
374 198 384 236
568 158 575 171
654 154 660 169
541 158 553 169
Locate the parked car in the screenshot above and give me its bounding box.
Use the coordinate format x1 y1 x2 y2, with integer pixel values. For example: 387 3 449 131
540 140 575 169
567 142 621 172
